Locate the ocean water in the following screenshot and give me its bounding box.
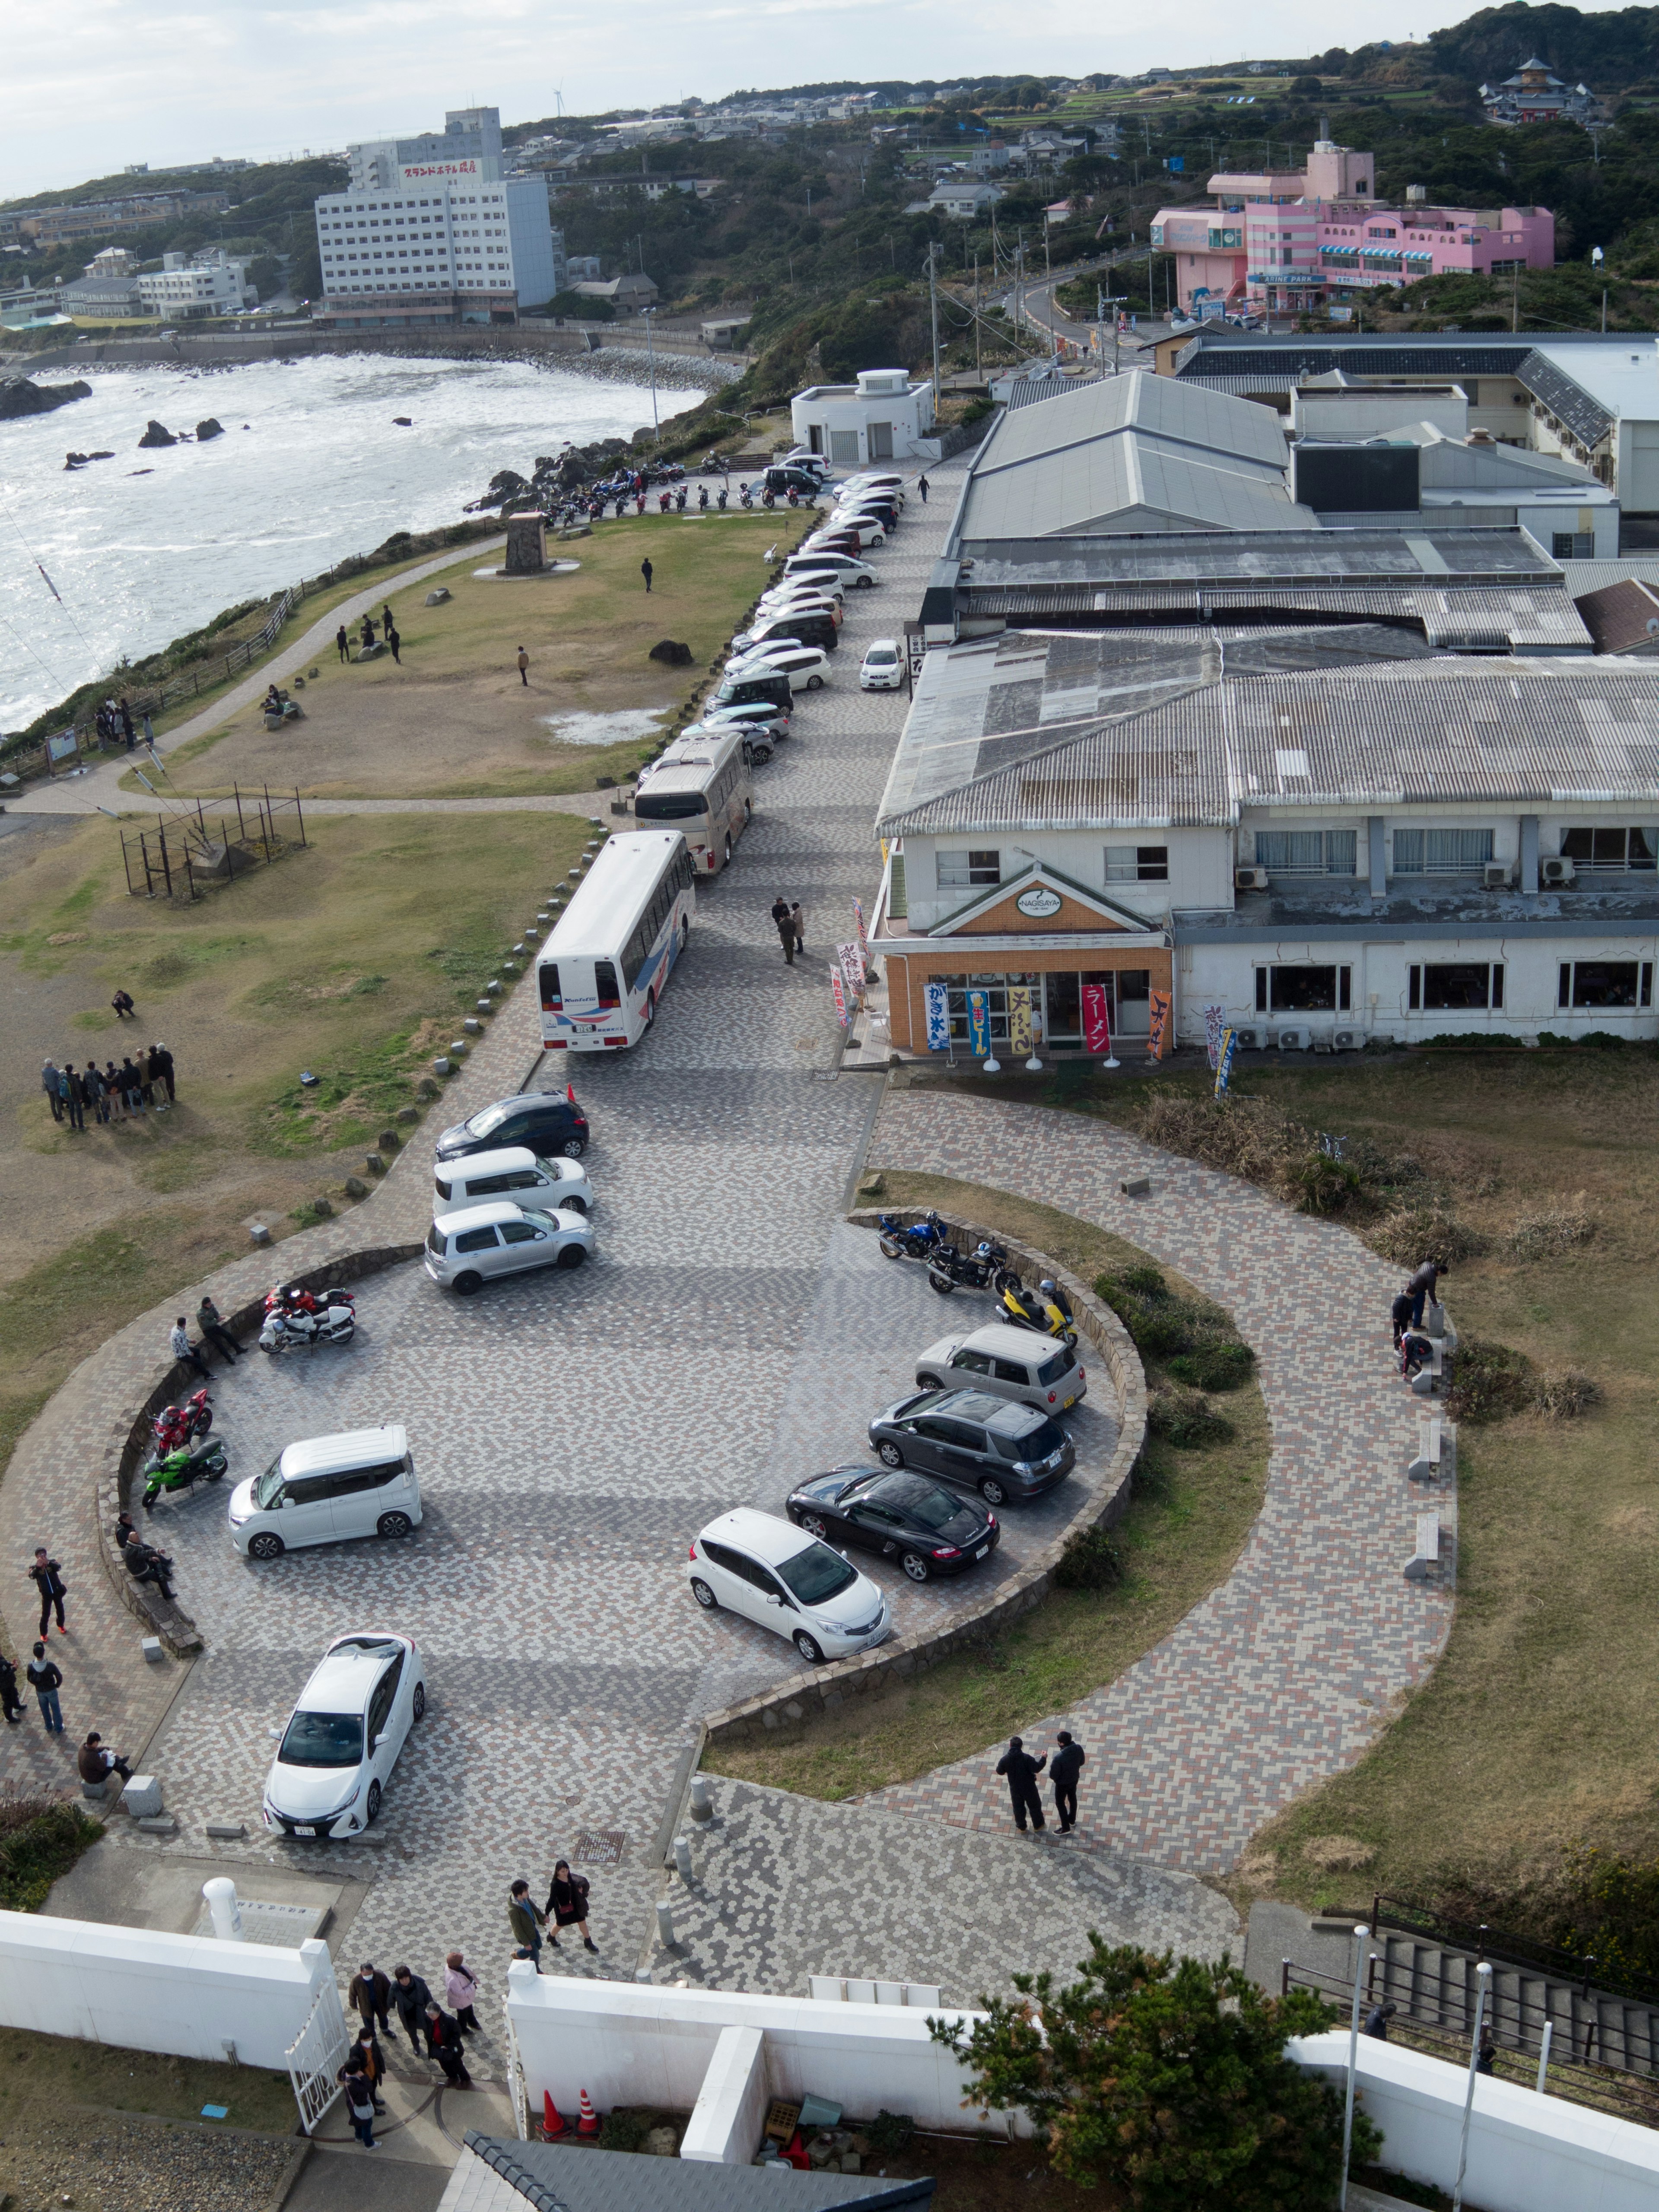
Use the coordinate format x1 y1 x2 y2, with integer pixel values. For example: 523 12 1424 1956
0 354 706 730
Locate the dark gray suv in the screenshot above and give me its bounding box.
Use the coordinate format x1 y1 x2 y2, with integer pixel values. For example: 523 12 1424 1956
867 1389 1075 1506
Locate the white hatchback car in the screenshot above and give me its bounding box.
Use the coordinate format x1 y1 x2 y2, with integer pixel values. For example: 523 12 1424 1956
263 1631 425 1839
914 1322 1088 1414
688 1507 892 1665
861 639 904 691
433 1145 592 1219
424 1200 592 1295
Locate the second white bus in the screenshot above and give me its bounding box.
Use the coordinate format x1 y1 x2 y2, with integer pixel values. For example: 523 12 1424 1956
538 831 698 1053
634 725 754 874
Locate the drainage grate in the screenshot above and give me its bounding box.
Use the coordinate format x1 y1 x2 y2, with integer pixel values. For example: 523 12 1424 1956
573 1829 627 1867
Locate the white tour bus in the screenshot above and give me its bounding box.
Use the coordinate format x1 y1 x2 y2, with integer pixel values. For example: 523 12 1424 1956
633 725 753 874
539 830 698 1053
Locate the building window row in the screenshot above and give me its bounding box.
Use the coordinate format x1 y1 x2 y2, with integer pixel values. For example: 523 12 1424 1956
1559 961 1653 1009
930 970 1153 1042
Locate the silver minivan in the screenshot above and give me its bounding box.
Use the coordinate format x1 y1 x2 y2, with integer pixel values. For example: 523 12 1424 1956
433 1145 592 1218
913 1323 1087 1414
228 1425 421 1560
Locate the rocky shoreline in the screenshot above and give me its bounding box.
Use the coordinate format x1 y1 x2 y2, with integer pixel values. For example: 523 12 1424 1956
0 375 90 420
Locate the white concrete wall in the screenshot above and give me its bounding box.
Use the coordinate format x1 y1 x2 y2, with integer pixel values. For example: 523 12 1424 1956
1291 2031 1659 2212
680 2024 768 2163
0 1911 336 2072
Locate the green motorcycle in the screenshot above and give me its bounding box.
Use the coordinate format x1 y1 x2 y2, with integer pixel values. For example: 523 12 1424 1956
142 1436 228 1510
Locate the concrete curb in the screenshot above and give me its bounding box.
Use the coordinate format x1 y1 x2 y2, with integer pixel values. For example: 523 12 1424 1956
700 1207 1148 1748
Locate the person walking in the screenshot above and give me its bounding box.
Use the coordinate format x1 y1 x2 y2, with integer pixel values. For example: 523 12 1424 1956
445 1952 481 2036
339 2059 379 2149
1363 2002 1397 2040
917 474 930 503
385 624 401 664
348 1961 394 2037
1406 1258 1445 1331
78 1732 132 1787
381 603 394 638
111 988 136 1022
508 1880 547 1970
140 712 154 748
516 646 529 687
1049 1730 1085 1833
27 1643 64 1733
994 1734 1047 1833
546 1860 597 1954
770 895 796 966
352 2027 388 2112
789 902 806 955
28 1550 66 1638
62 1065 85 1133
392 1964 434 2054
41 1060 63 1123
425 2001 473 2087
640 556 653 594
0 1649 21 1725
336 623 350 665
119 697 135 747
170 1318 212 1382
151 1043 175 1106
197 1295 242 1363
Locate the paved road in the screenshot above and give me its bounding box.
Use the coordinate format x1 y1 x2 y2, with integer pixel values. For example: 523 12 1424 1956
861 1091 1447 1876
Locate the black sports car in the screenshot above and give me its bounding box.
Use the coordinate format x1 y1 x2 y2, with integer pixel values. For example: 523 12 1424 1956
784 1463 998 1583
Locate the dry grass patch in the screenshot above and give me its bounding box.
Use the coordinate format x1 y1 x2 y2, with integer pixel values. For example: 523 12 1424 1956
702 1172 1268 1803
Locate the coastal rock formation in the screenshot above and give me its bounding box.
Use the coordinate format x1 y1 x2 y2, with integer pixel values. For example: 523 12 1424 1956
0 376 91 421
195 417 224 441
64 450 115 469
138 420 178 448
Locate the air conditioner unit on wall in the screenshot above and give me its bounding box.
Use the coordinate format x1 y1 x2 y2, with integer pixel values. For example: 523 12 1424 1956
1233 1027 1262 1050
1541 855 1576 886
1333 1028 1359 1050
1483 861 1513 889
1235 866 1270 891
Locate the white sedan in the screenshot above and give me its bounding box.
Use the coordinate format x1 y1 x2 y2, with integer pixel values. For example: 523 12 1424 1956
688 1507 891 1666
263 1631 425 1839
861 639 905 691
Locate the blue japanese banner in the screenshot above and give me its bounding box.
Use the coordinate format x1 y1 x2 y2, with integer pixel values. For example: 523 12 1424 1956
966 988 990 1057
924 980 950 1051
1214 1027 1238 1097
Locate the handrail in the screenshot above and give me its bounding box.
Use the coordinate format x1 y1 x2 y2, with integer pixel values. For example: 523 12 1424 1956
1371 1892 1659 2008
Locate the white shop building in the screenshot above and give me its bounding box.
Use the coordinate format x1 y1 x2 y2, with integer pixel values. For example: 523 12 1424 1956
873 639 1659 1054
791 368 937 470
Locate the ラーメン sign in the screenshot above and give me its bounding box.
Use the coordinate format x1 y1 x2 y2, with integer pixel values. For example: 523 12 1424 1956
1015 885 1063 919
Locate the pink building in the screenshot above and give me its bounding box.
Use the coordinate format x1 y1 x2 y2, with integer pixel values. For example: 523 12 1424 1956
1151 136 1554 318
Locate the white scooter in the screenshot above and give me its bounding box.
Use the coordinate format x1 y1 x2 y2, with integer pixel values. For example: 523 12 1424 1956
259 1301 356 1355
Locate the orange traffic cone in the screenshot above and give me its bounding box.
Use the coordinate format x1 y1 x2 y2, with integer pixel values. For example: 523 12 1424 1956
543 2092 568 2138
576 2087 601 2137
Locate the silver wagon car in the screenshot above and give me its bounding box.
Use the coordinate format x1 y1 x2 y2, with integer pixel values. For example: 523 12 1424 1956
423 1201 592 1296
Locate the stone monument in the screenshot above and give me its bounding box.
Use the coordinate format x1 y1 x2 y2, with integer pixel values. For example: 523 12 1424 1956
504 510 547 575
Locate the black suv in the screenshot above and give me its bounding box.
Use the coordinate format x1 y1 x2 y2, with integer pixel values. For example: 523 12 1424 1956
435 1091 589 1162
866 1388 1075 1506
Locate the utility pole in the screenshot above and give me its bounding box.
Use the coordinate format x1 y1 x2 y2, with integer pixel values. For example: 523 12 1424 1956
927 240 942 408
974 250 981 376
1512 257 1519 334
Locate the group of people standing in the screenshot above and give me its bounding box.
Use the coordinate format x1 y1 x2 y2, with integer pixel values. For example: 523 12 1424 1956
769 895 807 966
995 1731 1087 1835
335 603 401 665
508 1862 599 1968
94 695 152 752
342 1955 484 2144
42 1039 174 1130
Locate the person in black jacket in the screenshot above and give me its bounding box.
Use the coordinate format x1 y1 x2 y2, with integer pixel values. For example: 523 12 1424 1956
348 1962 393 2036
547 1860 597 1953
0 1649 22 1723
995 1735 1047 1832
393 1964 434 2054
27 1643 64 1732
424 2001 473 2088
27 1549 66 1637
1049 1731 1085 1833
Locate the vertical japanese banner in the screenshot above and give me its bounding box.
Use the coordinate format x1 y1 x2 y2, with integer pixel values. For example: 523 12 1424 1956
1081 982 1112 1056
967 988 991 1057
852 896 869 967
1214 1027 1238 1097
1204 1004 1227 1069
924 979 950 1051
830 967 849 1029
1147 987 1171 1061
837 940 865 1003
1007 986 1033 1057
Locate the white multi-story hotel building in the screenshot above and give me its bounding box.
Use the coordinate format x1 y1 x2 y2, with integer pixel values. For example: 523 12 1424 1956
311 105 564 331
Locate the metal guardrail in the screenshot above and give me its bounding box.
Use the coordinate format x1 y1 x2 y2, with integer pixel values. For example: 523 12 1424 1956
1370 1892 1659 2009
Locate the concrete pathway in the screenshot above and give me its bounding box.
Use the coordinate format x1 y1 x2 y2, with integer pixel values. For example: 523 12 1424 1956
6 535 505 818
860 1091 1449 1875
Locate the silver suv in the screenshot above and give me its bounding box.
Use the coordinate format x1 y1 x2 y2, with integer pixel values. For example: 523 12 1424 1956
914 1323 1086 1414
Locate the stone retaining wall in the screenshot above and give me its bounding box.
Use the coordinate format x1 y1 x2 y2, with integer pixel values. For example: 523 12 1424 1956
701 1209 1147 1747
97 1244 421 1656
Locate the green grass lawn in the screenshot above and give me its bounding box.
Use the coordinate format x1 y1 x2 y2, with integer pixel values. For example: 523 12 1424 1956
703 1174 1268 1802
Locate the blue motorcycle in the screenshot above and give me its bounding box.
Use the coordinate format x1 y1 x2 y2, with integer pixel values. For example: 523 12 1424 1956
877 1209 946 1262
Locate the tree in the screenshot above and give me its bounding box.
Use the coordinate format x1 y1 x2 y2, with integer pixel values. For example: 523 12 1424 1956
928 1939 1379 2212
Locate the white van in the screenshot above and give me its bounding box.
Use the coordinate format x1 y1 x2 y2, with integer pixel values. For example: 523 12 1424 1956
228 1425 421 1560
433 1146 592 1219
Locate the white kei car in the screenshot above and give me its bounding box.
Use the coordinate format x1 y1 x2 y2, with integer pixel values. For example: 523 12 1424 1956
263 1631 425 1839
688 1507 891 1666
424 1199 593 1294
861 639 905 690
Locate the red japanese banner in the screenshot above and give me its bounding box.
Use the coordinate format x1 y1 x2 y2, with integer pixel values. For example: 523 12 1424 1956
1148 988 1171 1061
1081 982 1112 1056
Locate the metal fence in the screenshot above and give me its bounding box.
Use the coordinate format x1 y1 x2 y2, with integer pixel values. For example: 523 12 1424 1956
120 787 306 902
1370 1892 1659 2007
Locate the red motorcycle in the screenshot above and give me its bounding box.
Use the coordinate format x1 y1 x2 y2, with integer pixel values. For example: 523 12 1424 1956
152 1387 213 1455
264 1282 356 1320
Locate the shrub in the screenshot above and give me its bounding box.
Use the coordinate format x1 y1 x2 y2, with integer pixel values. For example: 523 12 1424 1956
1367 1208 1483 1269
0 1798 103 1911
1444 1337 1530 1424
1118 1264 1166 1298
1147 1388 1234 1448
1167 1341 1255 1393
865 2111 915 2154
1294 1148 1365 1216
1053 1526 1124 1589
1508 1206 1595 1259
1531 1369 1600 1419
597 2108 649 2152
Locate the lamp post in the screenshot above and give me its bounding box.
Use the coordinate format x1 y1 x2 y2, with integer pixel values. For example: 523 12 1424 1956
1337 1923 1368 2211
1452 1963 1494 2212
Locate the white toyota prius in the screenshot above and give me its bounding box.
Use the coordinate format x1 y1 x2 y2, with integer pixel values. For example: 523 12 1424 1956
262 1632 426 1840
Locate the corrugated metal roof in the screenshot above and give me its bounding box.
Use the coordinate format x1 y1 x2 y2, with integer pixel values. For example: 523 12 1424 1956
1516 351 1612 446
1561 557 1659 596
954 525 1564 589
878 658 1659 835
